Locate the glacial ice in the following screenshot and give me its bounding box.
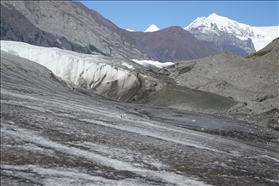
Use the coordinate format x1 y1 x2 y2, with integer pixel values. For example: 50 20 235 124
1 41 145 100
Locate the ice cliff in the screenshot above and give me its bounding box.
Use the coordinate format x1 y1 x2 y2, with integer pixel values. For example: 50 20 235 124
1 41 162 102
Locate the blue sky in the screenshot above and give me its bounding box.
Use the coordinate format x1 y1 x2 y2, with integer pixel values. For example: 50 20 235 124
81 1 278 32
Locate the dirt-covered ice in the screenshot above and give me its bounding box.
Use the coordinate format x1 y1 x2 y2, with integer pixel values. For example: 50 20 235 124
1 49 279 185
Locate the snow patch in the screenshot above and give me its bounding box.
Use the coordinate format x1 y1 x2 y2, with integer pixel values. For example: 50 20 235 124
56 39 61 44
144 24 160 32
126 29 134 32
132 59 174 68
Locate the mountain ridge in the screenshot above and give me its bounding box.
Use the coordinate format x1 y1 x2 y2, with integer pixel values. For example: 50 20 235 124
134 13 278 56
0 4 98 55
128 26 218 62
0 1 217 62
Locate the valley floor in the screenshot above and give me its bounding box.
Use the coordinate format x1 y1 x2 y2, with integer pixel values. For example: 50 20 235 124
1 49 279 186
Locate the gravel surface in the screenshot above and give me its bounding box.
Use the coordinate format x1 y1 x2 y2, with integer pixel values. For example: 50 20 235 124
2 48 279 186
157 40 279 129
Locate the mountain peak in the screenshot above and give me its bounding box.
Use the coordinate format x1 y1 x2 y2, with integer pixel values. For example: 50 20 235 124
207 13 226 21
185 13 253 40
144 24 160 32
206 13 233 26
208 13 218 18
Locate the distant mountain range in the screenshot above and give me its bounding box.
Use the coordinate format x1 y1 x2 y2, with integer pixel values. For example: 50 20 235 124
1 1 277 61
185 13 279 56
0 1 216 62
143 13 279 56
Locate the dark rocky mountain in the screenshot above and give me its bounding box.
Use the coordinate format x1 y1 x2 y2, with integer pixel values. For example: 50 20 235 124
200 36 255 57
1 0 217 62
128 26 218 62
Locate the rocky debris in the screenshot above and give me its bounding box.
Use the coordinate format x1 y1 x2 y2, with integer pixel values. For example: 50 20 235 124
254 94 274 102
247 37 279 65
252 108 279 131
2 49 279 185
157 39 279 128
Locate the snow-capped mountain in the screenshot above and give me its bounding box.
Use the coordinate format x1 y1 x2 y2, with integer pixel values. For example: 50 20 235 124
185 13 254 41
185 13 279 53
144 24 160 32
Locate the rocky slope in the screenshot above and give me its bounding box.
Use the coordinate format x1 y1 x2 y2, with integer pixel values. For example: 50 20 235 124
157 38 279 129
0 5 97 55
247 37 279 64
1 1 217 62
1 1 139 58
128 26 218 62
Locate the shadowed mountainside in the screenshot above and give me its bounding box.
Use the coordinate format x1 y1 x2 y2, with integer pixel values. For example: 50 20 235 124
0 5 100 55
128 26 218 62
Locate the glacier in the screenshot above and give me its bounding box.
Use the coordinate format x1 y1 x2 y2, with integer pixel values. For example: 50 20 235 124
251 26 279 51
1 40 168 102
0 40 238 114
1 49 279 185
